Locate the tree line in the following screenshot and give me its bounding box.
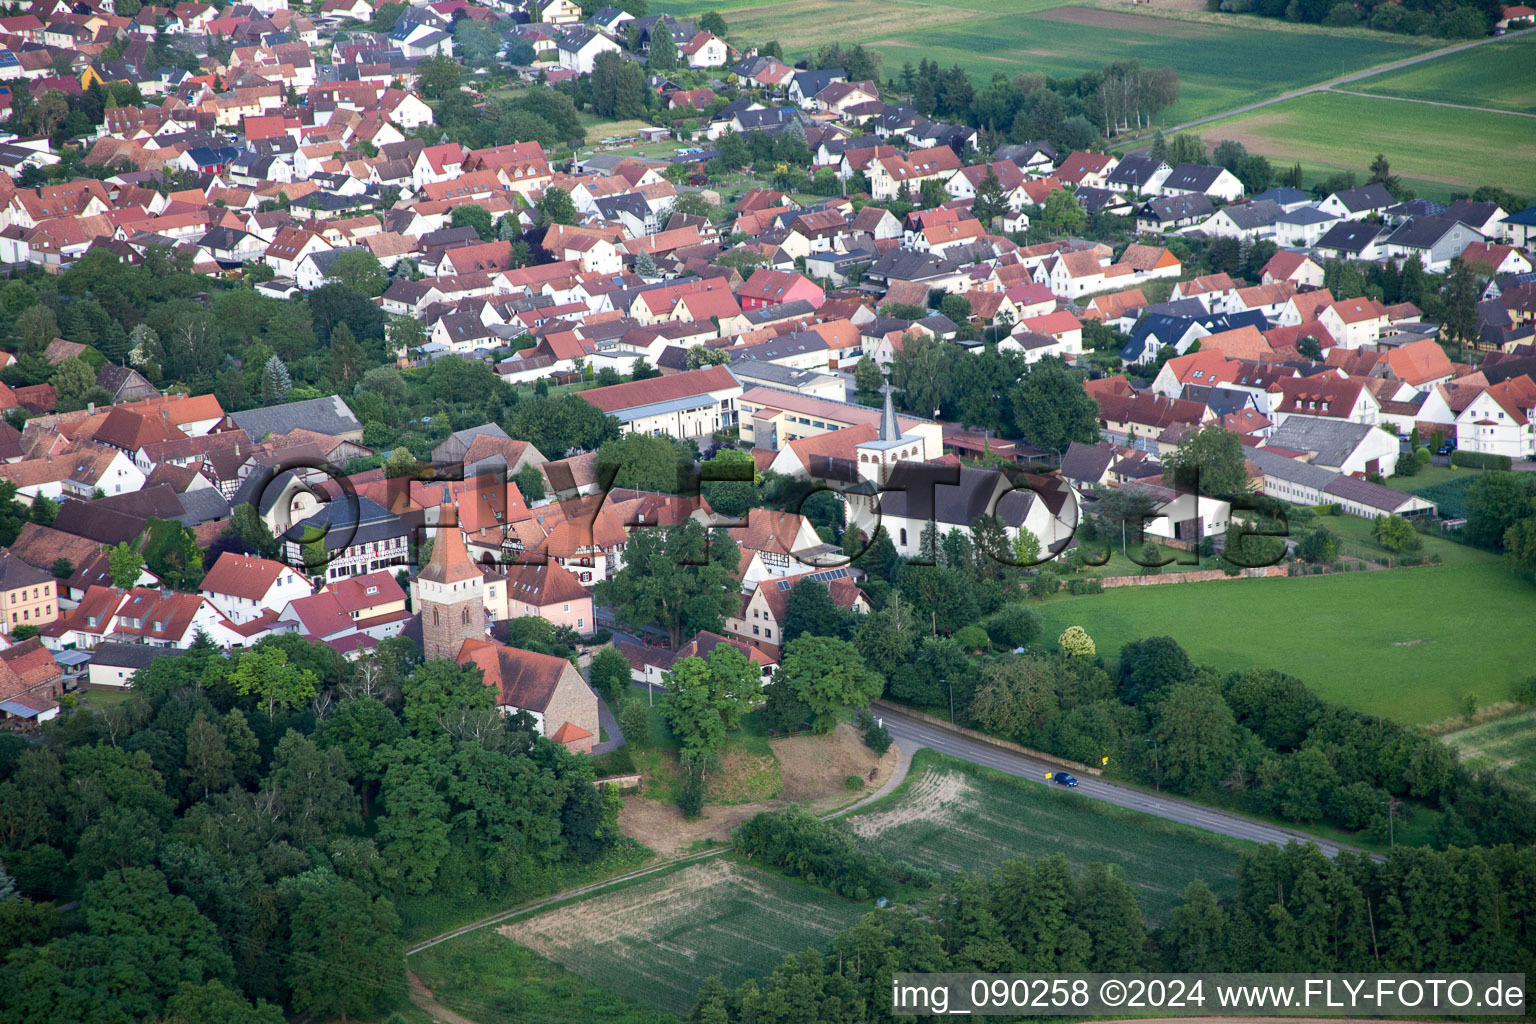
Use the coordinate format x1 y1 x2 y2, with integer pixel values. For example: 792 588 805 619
692 839 1536 1020
0 635 633 1023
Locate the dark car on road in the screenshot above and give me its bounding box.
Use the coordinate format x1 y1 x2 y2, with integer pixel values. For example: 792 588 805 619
1437 444 1454 456
1051 772 1078 787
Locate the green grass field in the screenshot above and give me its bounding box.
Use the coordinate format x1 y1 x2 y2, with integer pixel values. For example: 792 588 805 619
412 930 680 1024
1441 709 1536 792
1035 553 1536 724
695 0 1429 122
1349 35 1536 113
845 751 1246 923
492 860 868 1013
1196 90 1536 197
1385 463 1483 493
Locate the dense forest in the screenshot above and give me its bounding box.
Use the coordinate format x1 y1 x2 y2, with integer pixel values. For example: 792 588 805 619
0 635 633 1023
693 838 1536 1021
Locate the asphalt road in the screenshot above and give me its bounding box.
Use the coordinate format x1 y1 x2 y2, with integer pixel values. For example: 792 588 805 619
1149 26 1534 135
877 705 1368 859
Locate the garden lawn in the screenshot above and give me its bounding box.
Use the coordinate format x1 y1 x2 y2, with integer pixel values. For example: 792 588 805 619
1385 463 1483 493
1348 35 1536 113
1034 557 1536 724
845 751 1247 923
706 0 1428 122
1196 90 1536 197
492 860 867 1013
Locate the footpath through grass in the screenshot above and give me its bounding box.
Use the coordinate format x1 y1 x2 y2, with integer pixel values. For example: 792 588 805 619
1034 550 1536 725
712 0 1428 122
1348 34 1536 113
844 750 1247 924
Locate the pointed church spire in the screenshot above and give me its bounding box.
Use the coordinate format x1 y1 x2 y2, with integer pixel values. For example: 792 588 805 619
878 378 901 443
418 495 479 585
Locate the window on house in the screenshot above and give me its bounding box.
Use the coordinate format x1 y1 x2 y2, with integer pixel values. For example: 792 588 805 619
900 528 908 545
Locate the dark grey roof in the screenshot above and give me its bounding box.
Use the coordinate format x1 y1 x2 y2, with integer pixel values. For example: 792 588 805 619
1059 440 1115 484
89 641 184 669
1384 215 1477 250
1142 194 1214 223
1329 183 1395 213
1161 162 1227 193
876 464 1032 528
230 395 362 441
1278 207 1337 226
1106 155 1167 189
1250 186 1310 207
1315 220 1385 254
730 330 829 363
1218 199 1284 230
285 495 404 551
0 552 51 590
172 487 232 526
791 67 844 96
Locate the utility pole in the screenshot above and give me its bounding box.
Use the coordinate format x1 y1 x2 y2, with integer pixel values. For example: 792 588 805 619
944 678 953 723
1378 798 1399 847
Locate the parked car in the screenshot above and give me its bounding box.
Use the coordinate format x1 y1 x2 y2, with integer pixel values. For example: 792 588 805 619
1437 444 1454 456
1050 772 1078 787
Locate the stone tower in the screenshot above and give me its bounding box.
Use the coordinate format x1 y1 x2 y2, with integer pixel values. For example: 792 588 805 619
418 493 485 661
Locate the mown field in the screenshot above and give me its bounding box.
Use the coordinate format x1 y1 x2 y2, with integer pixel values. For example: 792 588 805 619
845 752 1246 923
1348 35 1536 113
1035 552 1536 725
684 0 1430 122
493 860 867 1013
1195 90 1536 197
1442 709 1536 792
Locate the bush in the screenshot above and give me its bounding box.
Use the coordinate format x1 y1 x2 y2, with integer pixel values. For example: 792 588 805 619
953 624 990 652
1395 452 1421 477
1067 578 1104 595
985 603 1042 648
1514 675 1536 706
1029 570 1062 598
1414 446 1431 465
844 774 864 790
858 708 892 755
618 697 650 746
1452 450 1512 470
732 808 911 898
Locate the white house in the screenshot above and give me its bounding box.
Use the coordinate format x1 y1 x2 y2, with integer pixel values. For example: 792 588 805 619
199 553 313 624
1455 376 1536 460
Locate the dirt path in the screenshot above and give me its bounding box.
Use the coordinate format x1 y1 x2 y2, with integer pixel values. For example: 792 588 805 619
1130 25 1534 136
1326 86 1536 118
408 970 480 1024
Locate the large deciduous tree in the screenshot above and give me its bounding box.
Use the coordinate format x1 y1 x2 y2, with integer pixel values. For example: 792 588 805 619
771 636 883 733
287 876 404 1022
599 521 740 647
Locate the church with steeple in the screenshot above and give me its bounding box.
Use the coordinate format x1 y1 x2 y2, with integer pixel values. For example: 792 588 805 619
854 381 925 486
417 492 486 661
